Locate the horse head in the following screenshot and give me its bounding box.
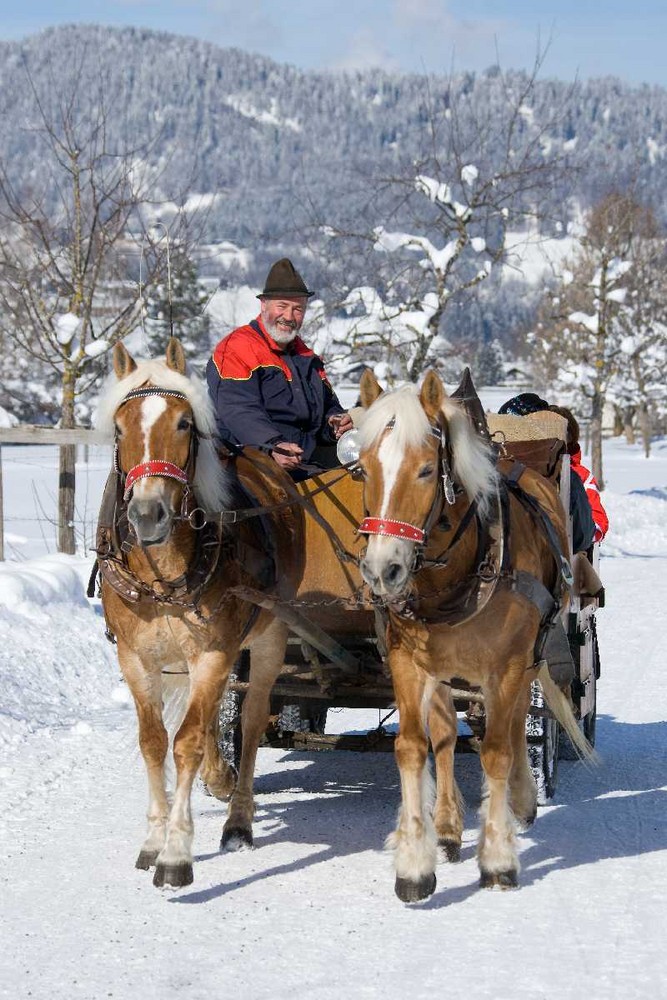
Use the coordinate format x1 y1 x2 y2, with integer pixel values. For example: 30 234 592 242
98 338 228 548
357 368 497 599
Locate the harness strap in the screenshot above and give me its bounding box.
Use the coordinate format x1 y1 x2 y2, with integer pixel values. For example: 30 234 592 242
504 461 573 588
205 451 360 566
500 465 573 664
358 517 426 543
123 460 189 500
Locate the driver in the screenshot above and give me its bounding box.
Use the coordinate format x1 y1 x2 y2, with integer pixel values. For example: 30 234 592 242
206 258 352 477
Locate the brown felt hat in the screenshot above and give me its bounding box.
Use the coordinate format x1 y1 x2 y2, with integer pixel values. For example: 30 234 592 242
257 258 314 299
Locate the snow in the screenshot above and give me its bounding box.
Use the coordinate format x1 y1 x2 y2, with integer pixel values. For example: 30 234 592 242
54 312 81 346
0 404 18 428
83 337 110 358
1 434 666 999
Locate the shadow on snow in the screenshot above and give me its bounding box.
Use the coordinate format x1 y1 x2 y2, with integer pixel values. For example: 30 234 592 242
170 713 666 907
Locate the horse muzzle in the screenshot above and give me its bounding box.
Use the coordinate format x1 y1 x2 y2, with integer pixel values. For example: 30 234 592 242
360 545 413 598
127 495 175 546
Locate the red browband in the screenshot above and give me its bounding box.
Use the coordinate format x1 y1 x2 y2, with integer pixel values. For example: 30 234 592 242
124 460 189 500
358 517 425 544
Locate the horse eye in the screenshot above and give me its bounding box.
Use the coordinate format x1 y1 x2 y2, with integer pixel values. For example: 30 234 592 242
114 423 123 437
418 465 435 478
177 416 192 431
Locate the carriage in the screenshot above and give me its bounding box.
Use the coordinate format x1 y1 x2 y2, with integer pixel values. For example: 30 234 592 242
218 403 603 807
97 342 599 894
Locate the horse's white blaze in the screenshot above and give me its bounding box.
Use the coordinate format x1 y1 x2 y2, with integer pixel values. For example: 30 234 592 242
378 431 400 519
134 395 168 498
141 395 167 460
362 428 416 586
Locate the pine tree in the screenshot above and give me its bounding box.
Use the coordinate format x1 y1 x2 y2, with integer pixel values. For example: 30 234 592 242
145 255 211 359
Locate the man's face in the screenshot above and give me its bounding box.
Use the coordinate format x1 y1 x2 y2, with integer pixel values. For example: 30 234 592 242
261 297 307 345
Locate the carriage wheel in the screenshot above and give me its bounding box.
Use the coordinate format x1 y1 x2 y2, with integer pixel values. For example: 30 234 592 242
584 620 600 747
275 704 328 735
218 674 244 772
217 694 329 772
560 617 599 759
527 680 560 805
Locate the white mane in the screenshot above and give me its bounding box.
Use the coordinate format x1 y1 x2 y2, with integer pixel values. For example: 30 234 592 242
95 358 230 512
358 384 498 516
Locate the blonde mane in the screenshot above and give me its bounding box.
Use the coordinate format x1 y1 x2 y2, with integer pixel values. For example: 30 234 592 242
358 384 497 516
95 359 230 512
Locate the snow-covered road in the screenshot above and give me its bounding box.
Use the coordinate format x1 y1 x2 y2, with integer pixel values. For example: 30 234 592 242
1 438 666 1000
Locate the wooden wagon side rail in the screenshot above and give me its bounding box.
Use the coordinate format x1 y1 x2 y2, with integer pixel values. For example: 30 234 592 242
259 729 483 755
231 583 363 676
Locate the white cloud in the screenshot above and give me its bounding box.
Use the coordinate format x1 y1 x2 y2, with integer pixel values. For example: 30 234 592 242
332 29 400 72
391 0 508 68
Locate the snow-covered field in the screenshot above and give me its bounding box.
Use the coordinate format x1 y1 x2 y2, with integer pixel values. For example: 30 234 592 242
1 432 665 1000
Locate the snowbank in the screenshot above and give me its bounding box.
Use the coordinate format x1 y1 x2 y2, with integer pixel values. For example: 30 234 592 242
0 556 121 747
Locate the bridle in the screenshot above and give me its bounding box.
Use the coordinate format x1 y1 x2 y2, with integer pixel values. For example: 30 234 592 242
114 387 200 511
93 384 233 625
358 417 458 553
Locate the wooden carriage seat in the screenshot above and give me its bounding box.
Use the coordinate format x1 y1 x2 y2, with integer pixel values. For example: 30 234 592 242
486 411 568 482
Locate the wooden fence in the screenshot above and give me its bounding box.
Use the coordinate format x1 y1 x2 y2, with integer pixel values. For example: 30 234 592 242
0 427 108 561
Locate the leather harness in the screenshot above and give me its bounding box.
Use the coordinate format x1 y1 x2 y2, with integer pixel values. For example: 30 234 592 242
357 414 572 662
92 382 571 666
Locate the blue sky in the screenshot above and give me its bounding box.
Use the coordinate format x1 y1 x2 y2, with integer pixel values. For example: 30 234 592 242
1 1 665 87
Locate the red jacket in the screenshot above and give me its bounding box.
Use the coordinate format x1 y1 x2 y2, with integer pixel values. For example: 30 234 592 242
570 448 609 542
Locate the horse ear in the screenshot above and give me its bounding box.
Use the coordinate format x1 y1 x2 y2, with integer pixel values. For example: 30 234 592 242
419 370 446 420
165 338 187 375
113 342 137 379
359 368 383 408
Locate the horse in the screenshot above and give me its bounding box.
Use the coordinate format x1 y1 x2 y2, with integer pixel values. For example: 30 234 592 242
355 368 593 902
94 338 304 888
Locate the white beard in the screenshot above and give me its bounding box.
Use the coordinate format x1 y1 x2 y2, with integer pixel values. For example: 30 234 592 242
265 320 298 346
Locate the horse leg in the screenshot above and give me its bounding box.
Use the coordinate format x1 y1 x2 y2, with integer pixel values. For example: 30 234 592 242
429 683 464 862
508 677 538 829
154 650 233 888
387 650 438 903
200 707 237 801
119 647 170 871
222 622 289 851
477 664 525 890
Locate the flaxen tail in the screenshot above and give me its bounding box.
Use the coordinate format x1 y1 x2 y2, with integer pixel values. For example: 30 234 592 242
536 663 600 765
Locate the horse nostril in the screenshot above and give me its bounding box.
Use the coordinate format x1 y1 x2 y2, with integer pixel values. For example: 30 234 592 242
360 559 379 590
156 504 167 523
384 562 403 585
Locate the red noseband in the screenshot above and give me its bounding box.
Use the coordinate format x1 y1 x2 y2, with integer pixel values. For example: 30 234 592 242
123 460 189 501
357 517 426 544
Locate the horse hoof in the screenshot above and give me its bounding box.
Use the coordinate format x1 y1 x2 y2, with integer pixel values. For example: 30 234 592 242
135 849 159 870
221 825 253 852
479 869 519 890
395 872 436 903
439 838 461 863
516 809 537 831
153 862 194 888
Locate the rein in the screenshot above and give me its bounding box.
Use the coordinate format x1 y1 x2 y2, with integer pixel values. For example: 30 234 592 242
185 448 361 567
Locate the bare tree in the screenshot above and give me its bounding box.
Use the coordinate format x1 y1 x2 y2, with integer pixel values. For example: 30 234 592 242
532 193 666 484
0 55 201 552
316 50 573 382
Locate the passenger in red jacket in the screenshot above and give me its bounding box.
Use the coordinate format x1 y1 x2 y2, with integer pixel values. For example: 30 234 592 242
548 405 609 542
